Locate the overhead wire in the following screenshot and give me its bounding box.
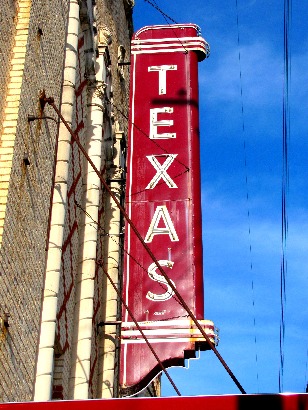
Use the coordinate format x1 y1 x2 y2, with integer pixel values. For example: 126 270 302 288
144 0 192 54
87 82 191 195
98 260 181 396
103 96 191 199
143 0 190 55
87 80 192 198
144 0 178 24
74 199 184 308
279 0 291 393
106 96 190 172
235 0 259 391
43 94 246 394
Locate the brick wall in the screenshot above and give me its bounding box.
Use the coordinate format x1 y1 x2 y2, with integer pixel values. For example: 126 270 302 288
0 0 133 402
0 0 69 402
0 0 18 139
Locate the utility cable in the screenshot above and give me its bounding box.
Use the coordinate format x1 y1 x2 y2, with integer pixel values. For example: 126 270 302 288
106 96 190 172
143 0 189 55
235 0 259 391
74 199 183 308
97 260 181 396
89 82 191 187
43 94 246 394
105 96 190 199
144 0 178 24
279 0 291 393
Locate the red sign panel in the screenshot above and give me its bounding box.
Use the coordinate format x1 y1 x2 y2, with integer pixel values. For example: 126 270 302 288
121 24 214 395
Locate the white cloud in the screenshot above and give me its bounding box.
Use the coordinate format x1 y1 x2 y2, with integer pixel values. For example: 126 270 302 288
200 38 308 117
200 40 283 107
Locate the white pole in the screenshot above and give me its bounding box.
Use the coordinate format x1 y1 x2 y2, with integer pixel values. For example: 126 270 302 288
34 0 80 401
69 42 107 399
100 130 123 398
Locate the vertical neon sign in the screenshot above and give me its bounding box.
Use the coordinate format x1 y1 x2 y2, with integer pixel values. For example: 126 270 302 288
120 24 215 396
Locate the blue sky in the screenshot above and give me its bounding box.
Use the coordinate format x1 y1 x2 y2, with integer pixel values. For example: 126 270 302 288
132 0 308 397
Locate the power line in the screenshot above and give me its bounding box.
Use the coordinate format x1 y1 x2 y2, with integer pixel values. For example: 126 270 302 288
105 96 190 198
144 0 178 24
143 0 190 55
235 0 259 391
107 96 190 172
279 0 291 393
98 261 181 396
88 76 191 199
74 199 184 308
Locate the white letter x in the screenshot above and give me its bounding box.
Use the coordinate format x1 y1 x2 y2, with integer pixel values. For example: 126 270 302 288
146 154 178 189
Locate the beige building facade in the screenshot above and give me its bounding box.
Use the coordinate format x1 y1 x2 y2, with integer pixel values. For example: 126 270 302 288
0 0 135 402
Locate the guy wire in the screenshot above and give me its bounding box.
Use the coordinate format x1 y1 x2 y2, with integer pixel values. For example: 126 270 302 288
44 94 246 394
98 260 182 396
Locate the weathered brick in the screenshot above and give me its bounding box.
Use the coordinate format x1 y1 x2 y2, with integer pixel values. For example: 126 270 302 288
0 182 10 190
0 0 132 402
0 175 10 183
0 153 14 162
12 45 27 53
5 95 20 102
4 106 20 114
17 12 31 20
0 147 14 155
8 75 23 83
0 167 12 176
8 64 25 72
15 22 30 30
0 143 15 151
5 100 20 108
0 195 8 204
15 35 28 43
2 120 18 129
15 29 29 35
1 133 16 140
2 113 19 121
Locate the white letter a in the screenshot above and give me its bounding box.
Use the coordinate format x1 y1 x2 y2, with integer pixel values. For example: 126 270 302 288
144 205 179 243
